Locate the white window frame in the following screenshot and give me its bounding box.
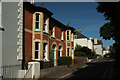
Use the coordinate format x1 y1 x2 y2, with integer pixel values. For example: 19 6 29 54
51 26 55 37
35 13 40 30
71 33 73 41
43 15 48 32
35 42 40 60
58 46 62 57
43 43 48 61
74 35 77 39
72 48 74 58
61 31 63 40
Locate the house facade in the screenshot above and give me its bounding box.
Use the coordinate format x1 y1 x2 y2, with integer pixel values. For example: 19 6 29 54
94 37 103 56
74 29 103 56
0 1 23 78
74 29 94 51
23 2 75 67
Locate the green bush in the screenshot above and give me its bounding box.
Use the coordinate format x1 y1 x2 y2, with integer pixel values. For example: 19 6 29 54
74 51 86 57
49 59 54 68
57 57 72 67
74 44 98 59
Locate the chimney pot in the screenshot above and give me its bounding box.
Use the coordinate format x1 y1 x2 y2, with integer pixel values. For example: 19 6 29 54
76 29 81 33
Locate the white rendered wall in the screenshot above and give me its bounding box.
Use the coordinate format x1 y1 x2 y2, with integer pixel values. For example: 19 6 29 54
74 38 94 51
103 50 109 56
0 1 2 77
74 38 88 48
88 39 93 51
94 45 103 56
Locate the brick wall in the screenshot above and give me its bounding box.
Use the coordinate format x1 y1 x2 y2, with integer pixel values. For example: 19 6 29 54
24 9 33 65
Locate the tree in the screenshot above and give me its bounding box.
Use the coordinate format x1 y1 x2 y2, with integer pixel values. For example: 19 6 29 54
100 22 114 40
74 45 97 59
96 2 120 61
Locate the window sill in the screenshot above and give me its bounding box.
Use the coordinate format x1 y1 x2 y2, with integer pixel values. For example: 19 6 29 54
0 26 5 31
51 36 56 39
43 31 49 35
34 29 41 32
61 40 64 42
43 59 50 62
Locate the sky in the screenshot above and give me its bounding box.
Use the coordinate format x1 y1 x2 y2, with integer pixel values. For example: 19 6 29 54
35 2 115 50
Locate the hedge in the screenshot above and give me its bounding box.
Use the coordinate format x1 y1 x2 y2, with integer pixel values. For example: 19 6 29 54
57 57 72 67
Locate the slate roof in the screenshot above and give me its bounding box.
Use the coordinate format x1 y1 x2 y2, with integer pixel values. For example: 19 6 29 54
74 31 88 38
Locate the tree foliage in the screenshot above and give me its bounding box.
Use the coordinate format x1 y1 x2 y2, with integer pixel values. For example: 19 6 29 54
100 22 114 40
74 44 97 59
96 2 120 60
96 2 120 41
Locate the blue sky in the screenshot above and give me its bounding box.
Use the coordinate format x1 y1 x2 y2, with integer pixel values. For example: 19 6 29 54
36 2 115 50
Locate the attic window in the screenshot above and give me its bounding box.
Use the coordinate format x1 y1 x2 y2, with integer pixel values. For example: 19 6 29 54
74 35 77 39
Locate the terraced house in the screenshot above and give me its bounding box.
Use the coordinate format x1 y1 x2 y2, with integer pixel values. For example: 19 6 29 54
23 2 75 67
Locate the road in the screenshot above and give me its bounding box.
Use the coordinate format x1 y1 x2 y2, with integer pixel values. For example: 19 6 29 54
58 58 120 80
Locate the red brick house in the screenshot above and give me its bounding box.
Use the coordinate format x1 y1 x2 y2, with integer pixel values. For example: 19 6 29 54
23 2 75 68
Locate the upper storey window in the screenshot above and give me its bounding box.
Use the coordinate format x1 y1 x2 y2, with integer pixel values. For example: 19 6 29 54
67 31 69 40
43 15 48 32
51 26 55 37
35 13 40 29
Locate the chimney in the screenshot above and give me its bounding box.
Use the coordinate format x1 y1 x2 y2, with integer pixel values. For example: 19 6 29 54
39 3 44 7
76 29 81 33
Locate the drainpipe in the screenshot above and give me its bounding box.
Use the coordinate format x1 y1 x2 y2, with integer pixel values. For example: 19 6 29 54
0 0 4 78
0 0 4 31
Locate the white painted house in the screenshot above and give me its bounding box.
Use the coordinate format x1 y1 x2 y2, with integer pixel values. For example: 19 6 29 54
74 29 94 51
94 37 103 56
0 0 40 79
0 0 23 78
74 29 103 56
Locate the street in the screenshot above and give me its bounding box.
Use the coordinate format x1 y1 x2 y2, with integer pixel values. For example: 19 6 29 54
58 58 120 80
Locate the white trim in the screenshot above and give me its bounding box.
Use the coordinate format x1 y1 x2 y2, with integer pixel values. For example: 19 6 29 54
17 0 23 60
67 48 70 56
51 26 55 37
61 31 63 40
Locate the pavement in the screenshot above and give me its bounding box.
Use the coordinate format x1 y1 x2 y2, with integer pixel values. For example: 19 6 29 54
39 57 120 80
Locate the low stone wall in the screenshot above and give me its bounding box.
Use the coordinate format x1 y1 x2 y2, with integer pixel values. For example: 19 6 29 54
40 65 67 78
74 56 88 64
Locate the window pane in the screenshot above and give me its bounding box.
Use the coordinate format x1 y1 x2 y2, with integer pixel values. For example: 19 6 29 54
67 31 69 35
35 22 39 29
58 51 60 57
67 31 69 40
35 42 39 50
67 36 69 40
35 51 38 59
51 27 54 36
36 14 39 21
43 25 45 31
67 48 69 56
